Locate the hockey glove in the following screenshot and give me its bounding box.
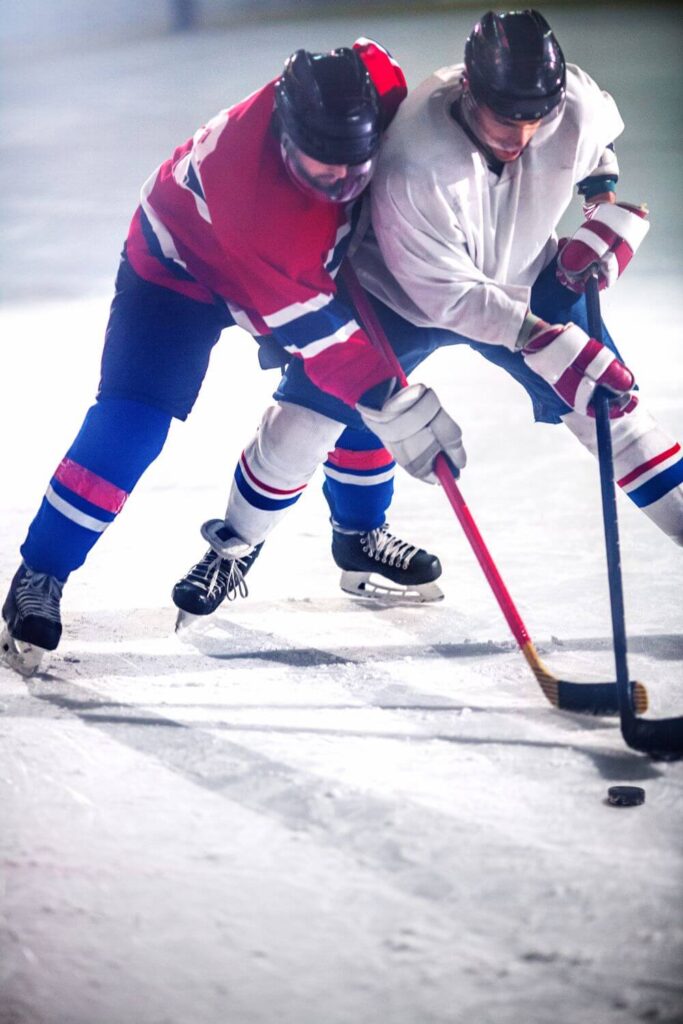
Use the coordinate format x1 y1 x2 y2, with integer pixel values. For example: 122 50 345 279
556 202 649 293
522 322 637 419
357 383 466 485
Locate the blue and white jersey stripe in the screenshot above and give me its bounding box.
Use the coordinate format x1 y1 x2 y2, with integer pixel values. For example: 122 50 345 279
140 171 191 273
326 199 362 274
279 317 361 359
263 204 364 361
173 150 210 223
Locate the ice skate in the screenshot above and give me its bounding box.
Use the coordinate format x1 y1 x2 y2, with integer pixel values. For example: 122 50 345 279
1 563 65 676
173 520 264 629
332 523 443 602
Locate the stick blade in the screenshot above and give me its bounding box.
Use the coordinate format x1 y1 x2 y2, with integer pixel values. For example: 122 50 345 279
555 678 648 717
524 646 648 716
622 713 683 761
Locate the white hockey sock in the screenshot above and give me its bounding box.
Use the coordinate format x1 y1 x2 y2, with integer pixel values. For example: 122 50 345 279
225 402 345 546
562 406 683 545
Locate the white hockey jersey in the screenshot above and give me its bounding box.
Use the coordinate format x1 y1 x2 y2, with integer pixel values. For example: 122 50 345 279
354 63 624 351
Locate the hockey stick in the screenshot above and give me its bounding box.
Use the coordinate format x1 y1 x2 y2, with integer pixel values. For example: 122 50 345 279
342 260 647 715
586 274 682 757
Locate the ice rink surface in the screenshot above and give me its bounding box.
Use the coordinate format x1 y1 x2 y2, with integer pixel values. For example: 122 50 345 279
1 7 682 1024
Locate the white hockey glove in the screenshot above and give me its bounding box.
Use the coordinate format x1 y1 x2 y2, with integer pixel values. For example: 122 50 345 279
521 321 637 419
357 383 466 485
556 202 649 293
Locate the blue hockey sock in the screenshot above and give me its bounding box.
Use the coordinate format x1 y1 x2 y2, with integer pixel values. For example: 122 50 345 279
322 427 395 532
20 398 172 580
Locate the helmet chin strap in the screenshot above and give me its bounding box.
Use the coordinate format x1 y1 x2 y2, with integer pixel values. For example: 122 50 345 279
454 87 504 167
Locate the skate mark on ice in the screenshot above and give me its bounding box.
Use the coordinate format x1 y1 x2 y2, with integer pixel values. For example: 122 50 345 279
180 613 683 665
14 676 664 785
544 633 683 660
15 681 664 892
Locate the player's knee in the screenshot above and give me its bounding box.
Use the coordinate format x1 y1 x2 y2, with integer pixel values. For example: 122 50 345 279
256 402 343 478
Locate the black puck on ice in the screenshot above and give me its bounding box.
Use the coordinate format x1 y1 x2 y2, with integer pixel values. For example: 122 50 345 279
607 785 646 807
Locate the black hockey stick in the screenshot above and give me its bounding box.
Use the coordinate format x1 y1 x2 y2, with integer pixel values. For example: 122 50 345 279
342 260 647 716
587 274 683 757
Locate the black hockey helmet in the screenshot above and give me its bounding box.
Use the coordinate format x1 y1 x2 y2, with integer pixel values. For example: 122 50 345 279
464 9 566 121
274 47 381 166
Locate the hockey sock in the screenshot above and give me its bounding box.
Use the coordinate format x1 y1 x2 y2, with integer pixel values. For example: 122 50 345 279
322 427 395 533
226 402 343 545
20 398 172 580
562 406 683 545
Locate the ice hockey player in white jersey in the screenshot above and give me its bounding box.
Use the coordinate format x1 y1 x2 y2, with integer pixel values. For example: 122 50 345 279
171 7 681 621
351 8 681 544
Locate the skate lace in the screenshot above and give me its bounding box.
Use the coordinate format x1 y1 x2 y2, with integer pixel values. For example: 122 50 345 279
16 571 64 623
186 551 250 602
361 526 418 570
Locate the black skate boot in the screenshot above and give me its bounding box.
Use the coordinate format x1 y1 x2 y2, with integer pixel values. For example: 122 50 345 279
332 523 443 602
1 563 65 675
172 519 264 622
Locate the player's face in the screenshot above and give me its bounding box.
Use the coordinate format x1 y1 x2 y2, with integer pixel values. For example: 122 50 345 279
295 152 351 187
280 133 377 203
470 103 543 162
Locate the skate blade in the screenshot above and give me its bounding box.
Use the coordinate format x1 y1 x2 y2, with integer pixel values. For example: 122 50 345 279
174 608 206 633
0 628 46 677
339 571 444 604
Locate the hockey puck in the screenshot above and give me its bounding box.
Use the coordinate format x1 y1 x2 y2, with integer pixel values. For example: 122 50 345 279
607 785 645 807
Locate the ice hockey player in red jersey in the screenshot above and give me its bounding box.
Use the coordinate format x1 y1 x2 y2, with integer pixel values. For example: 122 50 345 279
1 39 465 672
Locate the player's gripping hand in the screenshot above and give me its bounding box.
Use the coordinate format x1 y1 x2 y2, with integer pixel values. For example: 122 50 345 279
522 322 638 419
357 383 466 484
556 202 649 293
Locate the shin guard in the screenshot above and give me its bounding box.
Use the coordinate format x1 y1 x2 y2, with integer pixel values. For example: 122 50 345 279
20 398 172 579
323 427 396 532
226 403 344 546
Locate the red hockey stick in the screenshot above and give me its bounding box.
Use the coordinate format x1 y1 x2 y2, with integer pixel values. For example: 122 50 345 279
342 261 647 716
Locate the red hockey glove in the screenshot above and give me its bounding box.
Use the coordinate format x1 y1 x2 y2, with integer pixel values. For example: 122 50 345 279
522 322 638 419
358 383 466 484
556 202 649 293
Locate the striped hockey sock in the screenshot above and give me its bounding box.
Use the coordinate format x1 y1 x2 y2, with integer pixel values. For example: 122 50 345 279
322 427 395 532
617 439 683 540
563 406 683 544
225 402 343 545
229 446 309 539
20 398 172 579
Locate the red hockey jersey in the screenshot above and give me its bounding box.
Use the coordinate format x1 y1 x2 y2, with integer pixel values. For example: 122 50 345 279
125 39 407 408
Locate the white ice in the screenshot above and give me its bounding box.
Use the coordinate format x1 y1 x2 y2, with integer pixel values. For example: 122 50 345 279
1 8 682 1024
